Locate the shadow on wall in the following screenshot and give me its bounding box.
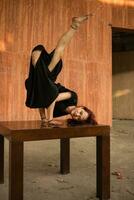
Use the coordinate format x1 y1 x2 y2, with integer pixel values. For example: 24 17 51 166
112 26 134 119
112 51 134 75
112 68 134 119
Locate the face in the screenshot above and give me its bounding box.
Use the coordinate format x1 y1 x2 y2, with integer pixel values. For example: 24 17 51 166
70 107 89 121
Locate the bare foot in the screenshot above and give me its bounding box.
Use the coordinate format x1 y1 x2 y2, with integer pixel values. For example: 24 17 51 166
72 14 92 29
72 15 88 23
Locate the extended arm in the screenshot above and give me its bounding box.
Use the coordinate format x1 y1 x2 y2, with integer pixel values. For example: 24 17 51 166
39 92 72 122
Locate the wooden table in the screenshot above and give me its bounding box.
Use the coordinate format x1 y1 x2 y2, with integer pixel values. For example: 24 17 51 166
0 120 110 200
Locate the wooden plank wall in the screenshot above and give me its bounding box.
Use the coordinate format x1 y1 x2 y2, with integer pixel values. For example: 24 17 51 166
0 0 133 125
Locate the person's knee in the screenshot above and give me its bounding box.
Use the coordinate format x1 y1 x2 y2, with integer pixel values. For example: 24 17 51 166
55 45 65 57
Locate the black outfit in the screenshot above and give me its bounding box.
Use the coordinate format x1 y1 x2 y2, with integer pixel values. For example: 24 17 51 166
25 45 78 117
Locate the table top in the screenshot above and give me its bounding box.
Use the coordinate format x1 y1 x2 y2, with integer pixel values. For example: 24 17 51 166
0 120 110 141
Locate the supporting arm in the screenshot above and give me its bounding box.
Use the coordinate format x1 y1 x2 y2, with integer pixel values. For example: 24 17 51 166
39 92 72 122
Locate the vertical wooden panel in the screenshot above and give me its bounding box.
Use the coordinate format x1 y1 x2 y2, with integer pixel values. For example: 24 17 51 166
112 0 134 28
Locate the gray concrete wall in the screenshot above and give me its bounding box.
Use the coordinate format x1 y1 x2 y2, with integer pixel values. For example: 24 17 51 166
112 51 134 119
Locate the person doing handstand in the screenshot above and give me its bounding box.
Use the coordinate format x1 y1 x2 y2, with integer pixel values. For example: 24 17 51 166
25 14 98 125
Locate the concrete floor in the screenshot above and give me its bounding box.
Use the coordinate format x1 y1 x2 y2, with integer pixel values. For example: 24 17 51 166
0 120 134 200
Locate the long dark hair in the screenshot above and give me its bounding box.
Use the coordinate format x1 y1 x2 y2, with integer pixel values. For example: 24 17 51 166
67 106 98 126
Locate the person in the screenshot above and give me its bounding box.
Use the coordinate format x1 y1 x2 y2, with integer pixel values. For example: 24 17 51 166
25 14 98 125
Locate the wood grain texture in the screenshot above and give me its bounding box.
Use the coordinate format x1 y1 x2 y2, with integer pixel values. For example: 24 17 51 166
112 0 134 28
0 0 134 125
0 120 110 200
0 120 110 141
9 141 23 200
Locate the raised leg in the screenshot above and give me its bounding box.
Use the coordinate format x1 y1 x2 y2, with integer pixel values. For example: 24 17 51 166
9 141 24 200
96 135 110 200
60 138 70 174
0 135 4 184
48 15 90 73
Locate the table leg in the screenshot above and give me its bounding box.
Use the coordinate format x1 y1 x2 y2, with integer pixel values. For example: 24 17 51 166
96 135 110 200
9 141 24 200
0 135 4 184
60 138 70 174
